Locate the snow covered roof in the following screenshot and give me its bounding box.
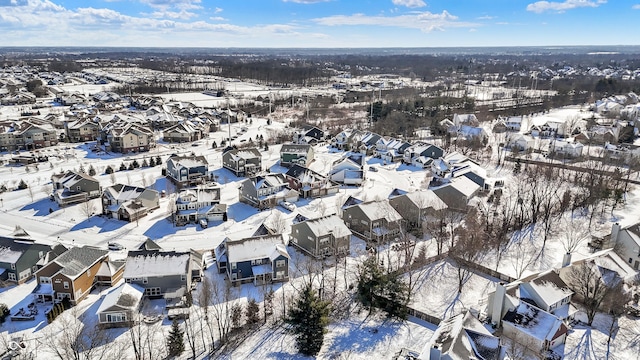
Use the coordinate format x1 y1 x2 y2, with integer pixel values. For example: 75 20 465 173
404 190 448 211
300 215 352 239
420 311 500 360
123 251 191 278
524 270 573 308
226 235 288 263
502 302 567 342
356 200 403 223
97 283 144 314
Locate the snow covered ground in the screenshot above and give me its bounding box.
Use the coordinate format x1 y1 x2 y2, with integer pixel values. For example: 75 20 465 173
0 96 639 358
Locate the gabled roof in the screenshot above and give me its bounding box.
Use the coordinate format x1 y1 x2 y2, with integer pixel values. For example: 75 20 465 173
53 246 108 279
167 155 208 168
226 235 288 263
502 302 567 343
280 143 312 153
298 215 352 239
353 200 403 223
97 283 144 314
420 311 500 360
522 270 573 308
123 250 191 278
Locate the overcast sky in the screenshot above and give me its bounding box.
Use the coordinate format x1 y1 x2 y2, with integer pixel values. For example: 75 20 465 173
0 0 638 48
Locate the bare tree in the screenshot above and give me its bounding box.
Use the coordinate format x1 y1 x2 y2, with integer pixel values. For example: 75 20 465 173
128 314 165 360
449 207 489 293
109 172 116 185
509 227 540 279
80 198 96 220
564 261 625 326
197 277 217 353
561 217 590 254
268 210 288 234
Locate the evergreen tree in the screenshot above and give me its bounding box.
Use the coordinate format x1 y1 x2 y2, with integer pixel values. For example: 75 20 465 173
514 159 522 174
166 319 185 357
128 163 135 171
212 141 217 149
356 256 410 319
149 157 156 167
119 162 127 171
246 298 260 325
155 155 162 165
18 179 28 190
132 159 140 168
141 158 149 167
264 142 269 151
88 165 96 176
78 164 86 173
104 165 114 174
286 284 331 356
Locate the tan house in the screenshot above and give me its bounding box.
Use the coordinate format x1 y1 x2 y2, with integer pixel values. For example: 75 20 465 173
34 247 123 304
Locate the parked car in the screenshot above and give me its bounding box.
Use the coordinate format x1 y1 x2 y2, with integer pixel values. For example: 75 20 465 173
279 201 295 211
108 242 124 251
199 219 208 229
369 166 378 172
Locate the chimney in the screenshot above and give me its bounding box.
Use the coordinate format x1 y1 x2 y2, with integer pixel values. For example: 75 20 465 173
562 252 572 268
491 282 506 325
429 346 442 360
610 222 621 246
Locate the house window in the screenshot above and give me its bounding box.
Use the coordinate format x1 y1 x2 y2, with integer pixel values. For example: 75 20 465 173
145 288 161 297
231 263 237 270
320 237 329 244
32 265 38 273
275 271 285 279
63 281 69 289
276 260 286 268
10 263 15 270
125 278 132 283
8 273 16 281
40 277 51 284
77 186 81 191
106 313 126 323
630 258 633 264
143 277 148 284
181 274 186 282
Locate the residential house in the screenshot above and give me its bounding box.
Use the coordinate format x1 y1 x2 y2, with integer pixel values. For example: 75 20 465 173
293 125 325 145
403 143 444 167
353 132 382 155
239 173 299 209
101 184 160 222
165 155 211 188
548 139 584 157
332 129 357 150
505 115 525 131
506 133 535 152
388 189 448 229
458 125 489 142
453 113 480 128
329 152 365 185
374 138 411 163
529 116 567 138
218 235 290 286
174 186 227 226
102 121 155 153
0 237 65 284
65 119 100 142
0 119 58 151
123 250 192 299
290 215 352 258
162 121 205 143
341 200 403 243
222 147 262 177
34 247 121 304
280 143 315 167
418 311 501 360
96 283 145 328
486 275 571 352
284 164 339 199
51 170 101 206
609 222 640 270
432 177 481 211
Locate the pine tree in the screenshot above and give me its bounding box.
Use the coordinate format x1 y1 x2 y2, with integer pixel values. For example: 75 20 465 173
514 159 522 174
141 158 149 167
149 157 156 167
119 162 127 171
88 165 96 176
166 319 185 357
128 163 135 171
264 142 269 151
105 165 114 174
246 298 260 325
18 179 28 190
155 155 162 165
286 284 331 356
78 164 86 173
132 159 140 168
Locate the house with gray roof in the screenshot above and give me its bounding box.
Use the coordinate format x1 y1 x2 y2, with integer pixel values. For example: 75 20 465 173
341 200 403 243
165 155 211 188
174 185 226 226
51 170 101 206
216 235 290 286
290 215 352 258
34 246 120 304
284 164 339 199
96 283 145 328
101 184 160 222
123 250 192 299
388 189 448 229
239 173 299 209
280 143 314 167
222 147 262 177
0 237 65 284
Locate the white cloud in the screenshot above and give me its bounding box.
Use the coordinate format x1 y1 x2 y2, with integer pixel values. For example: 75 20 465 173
209 16 226 21
214 7 223 13
632 4 640 9
150 9 197 20
313 11 476 32
391 0 426 8
526 0 606 13
139 0 202 10
476 15 495 20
